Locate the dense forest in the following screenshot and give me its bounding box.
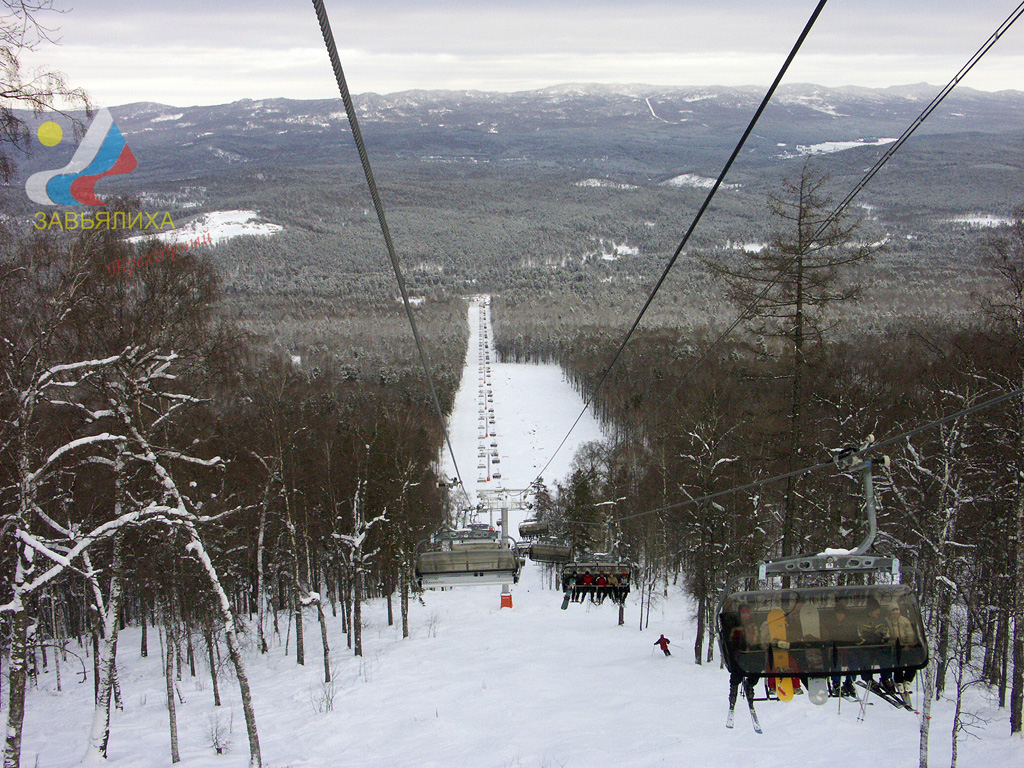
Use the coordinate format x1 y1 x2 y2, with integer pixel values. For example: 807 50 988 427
0 218 468 766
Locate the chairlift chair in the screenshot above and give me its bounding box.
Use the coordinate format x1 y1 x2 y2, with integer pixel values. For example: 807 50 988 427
414 526 520 589
716 452 928 699
561 553 633 605
518 519 549 538
528 536 572 565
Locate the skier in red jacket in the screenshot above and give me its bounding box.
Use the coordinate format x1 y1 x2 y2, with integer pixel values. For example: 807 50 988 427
655 634 671 656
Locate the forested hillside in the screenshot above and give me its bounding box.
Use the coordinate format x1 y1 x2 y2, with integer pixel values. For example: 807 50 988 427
0 221 466 765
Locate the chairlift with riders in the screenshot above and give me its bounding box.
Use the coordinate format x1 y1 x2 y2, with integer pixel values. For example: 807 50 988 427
717 442 929 727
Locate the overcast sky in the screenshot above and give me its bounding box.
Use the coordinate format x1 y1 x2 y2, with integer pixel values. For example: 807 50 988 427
19 0 1024 107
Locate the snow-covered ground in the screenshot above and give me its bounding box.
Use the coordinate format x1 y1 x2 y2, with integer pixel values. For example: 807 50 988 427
574 179 639 190
661 173 739 191
129 210 282 247
945 214 1014 228
439 295 604 507
26 564 1019 767
19 296 1021 767
783 138 897 157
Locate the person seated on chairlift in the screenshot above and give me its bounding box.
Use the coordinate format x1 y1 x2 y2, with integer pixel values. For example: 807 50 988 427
617 571 630 601
607 571 620 600
568 571 581 602
888 602 918 695
595 573 608 602
827 600 857 697
730 603 760 651
858 596 896 693
581 571 594 602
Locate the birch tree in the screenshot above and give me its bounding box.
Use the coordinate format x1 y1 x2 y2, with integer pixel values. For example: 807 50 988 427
0 300 125 768
336 479 385 659
100 347 263 768
886 390 987 768
0 0 90 181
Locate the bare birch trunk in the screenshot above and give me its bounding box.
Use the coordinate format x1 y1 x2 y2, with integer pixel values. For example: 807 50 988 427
706 600 716 663
400 558 410 639
256 477 271 654
1012 365 1024 732
184 529 262 767
288 516 304 666
140 593 148 658
354 568 363 657
694 592 706 664
344 574 353 650
49 595 62 693
83 532 124 762
919 656 935 768
316 597 331 683
164 602 180 764
186 629 196 678
3 595 29 768
206 621 221 707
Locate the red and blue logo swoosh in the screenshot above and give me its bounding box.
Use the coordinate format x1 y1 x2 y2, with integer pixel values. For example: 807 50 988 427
26 108 137 206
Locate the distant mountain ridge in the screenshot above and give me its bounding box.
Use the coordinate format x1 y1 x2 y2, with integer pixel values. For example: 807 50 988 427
13 82 1024 187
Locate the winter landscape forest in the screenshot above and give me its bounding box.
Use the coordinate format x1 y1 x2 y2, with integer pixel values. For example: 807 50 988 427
2 1 1024 767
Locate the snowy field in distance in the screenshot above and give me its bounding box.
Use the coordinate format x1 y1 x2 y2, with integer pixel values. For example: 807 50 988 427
945 214 1014 228
574 178 639 190
661 173 740 190
129 210 282 247
790 138 897 157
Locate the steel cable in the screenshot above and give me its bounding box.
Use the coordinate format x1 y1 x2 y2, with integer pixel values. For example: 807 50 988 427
311 0 467 491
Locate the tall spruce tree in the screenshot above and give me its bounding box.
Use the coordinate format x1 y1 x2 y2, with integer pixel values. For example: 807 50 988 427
707 163 878 558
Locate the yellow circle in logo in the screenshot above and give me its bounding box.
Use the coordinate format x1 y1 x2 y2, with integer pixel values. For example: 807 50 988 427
38 121 63 147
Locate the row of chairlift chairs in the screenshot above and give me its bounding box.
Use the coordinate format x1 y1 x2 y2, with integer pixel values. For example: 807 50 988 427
412 515 635 608
477 306 501 481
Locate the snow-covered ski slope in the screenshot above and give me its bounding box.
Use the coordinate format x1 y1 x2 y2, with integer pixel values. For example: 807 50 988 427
23 297 1019 767
29 561 1017 767
440 295 604 507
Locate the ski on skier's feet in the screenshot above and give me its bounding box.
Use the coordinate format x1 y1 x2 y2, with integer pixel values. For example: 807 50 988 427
726 708 735 729
858 681 915 713
747 701 762 733
744 684 762 734
900 688 915 711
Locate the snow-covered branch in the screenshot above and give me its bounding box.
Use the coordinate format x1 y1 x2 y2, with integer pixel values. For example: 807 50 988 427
26 433 125 486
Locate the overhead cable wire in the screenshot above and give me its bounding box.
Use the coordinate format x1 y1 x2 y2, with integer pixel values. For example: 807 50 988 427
662 0 1024 401
529 0 831 488
612 385 1024 526
311 0 467 491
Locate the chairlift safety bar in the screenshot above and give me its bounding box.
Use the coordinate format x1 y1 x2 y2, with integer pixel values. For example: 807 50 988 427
757 553 900 580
